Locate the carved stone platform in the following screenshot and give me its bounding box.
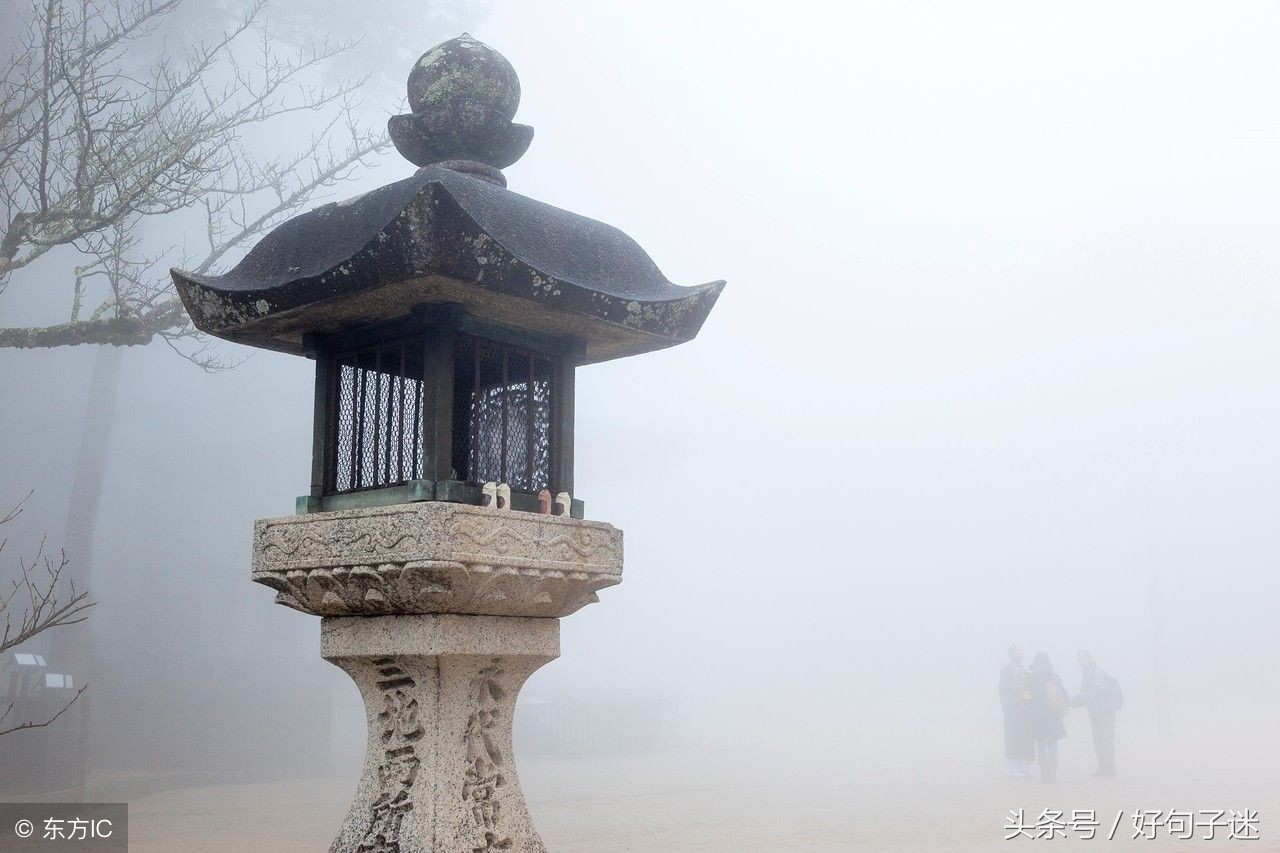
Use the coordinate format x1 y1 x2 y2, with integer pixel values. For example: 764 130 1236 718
250 503 623 853
323 614 558 853
252 502 623 618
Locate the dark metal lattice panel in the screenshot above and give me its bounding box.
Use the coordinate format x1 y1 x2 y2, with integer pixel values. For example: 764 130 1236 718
506 350 531 491
330 338 425 493
456 336 554 492
530 357 552 489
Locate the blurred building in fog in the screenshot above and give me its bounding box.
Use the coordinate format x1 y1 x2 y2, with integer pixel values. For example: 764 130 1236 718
0 652 87 796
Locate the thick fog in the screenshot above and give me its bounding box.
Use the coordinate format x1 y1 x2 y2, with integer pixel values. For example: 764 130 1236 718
2 1 1278 848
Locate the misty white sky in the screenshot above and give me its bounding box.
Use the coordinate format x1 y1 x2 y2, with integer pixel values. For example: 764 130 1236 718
2 0 1278 759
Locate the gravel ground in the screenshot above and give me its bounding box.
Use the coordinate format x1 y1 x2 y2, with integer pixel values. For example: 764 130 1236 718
123 730 1277 851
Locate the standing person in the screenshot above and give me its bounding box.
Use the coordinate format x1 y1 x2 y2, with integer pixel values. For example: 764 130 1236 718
1027 652 1069 783
999 645 1035 777
1072 650 1121 778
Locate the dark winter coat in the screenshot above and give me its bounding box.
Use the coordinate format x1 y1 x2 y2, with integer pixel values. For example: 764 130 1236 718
1027 666 1068 741
999 662 1034 760
1072 663 1121 716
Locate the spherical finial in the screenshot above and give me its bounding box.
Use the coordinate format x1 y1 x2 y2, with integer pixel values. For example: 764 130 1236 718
388 34 533 180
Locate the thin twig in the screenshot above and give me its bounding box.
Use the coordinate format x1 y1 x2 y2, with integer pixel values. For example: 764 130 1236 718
0 685 88 738
0 0 385 367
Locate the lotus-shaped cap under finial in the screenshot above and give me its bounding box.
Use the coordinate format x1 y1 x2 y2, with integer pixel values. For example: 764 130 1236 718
388 34 533 182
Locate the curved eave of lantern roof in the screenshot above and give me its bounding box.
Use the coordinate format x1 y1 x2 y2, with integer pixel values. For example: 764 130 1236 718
169 166 725 364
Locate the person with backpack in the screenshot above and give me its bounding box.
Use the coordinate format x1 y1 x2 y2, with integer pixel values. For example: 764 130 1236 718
1072 650 1122 778
1027 652 1069 783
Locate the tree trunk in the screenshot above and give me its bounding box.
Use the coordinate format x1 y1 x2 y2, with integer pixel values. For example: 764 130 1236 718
50 344 122 672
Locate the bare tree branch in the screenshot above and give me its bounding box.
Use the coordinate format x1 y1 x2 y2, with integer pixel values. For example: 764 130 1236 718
0 685 86 739
0 490 95 739
0 534 96 655
0 0 389 366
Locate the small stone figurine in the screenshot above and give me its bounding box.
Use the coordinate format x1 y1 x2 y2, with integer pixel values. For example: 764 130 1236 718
537 489 552 514
481 482 497 508
496 483 511 511
553 492 571 517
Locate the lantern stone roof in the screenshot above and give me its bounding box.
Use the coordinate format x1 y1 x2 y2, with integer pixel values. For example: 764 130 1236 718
170 34 724 364
171 166 724 363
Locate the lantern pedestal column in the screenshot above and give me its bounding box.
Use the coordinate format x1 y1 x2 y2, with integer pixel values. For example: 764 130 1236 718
322 614 558 853
250 502 624 853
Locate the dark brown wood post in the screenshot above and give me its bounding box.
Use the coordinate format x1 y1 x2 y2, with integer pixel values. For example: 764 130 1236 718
421 305 459 483
305 335 334 499
551 340 584 497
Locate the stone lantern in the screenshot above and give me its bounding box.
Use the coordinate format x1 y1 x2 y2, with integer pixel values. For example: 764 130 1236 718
172 33 722 852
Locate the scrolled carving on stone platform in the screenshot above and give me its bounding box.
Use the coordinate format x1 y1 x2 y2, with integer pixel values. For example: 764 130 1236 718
447 514 611 564
258 509 425 567
255 560 617 618
252 503 622 618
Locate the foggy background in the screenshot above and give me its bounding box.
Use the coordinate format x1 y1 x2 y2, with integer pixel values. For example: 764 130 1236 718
2 0 1278 846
